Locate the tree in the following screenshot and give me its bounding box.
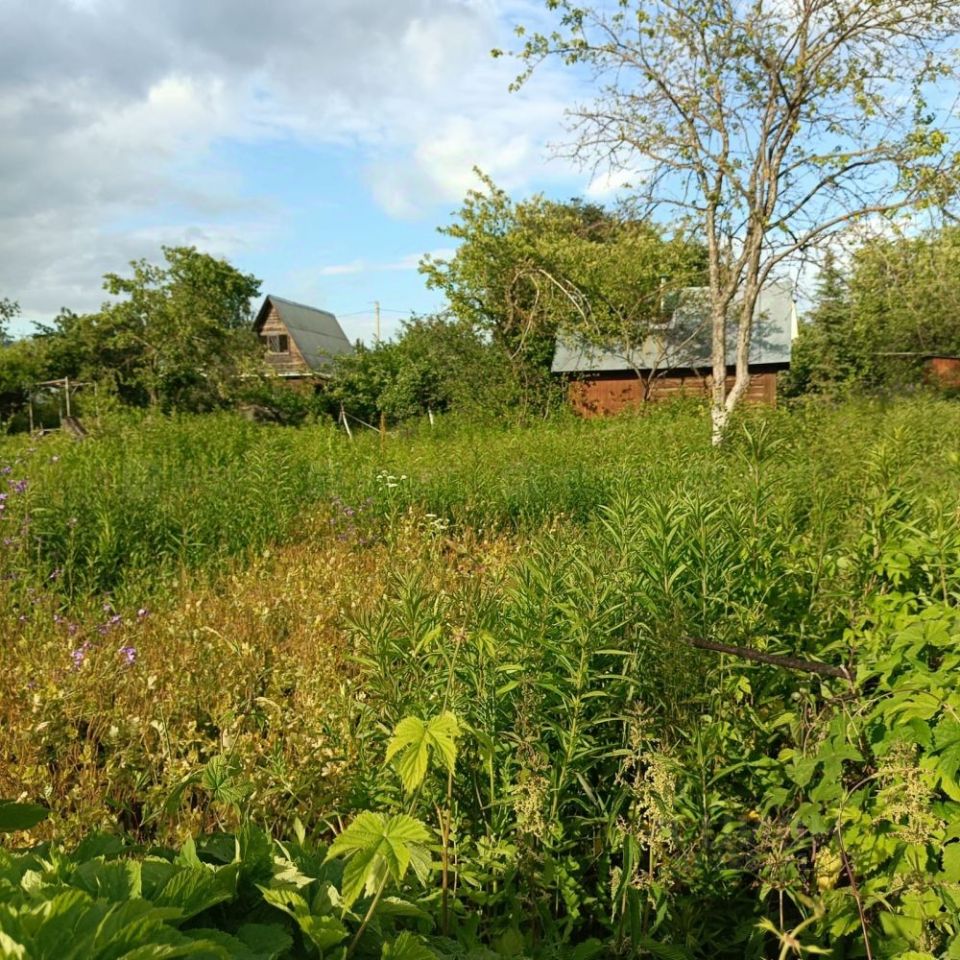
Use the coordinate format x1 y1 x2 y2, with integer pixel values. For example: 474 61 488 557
38 247 262 411
790 226 960 394
0 337 48 425
0 298 19 346
508 0 960 440
421 175 705 405
328 316 524 425
784 249 855 394
848 226 960 373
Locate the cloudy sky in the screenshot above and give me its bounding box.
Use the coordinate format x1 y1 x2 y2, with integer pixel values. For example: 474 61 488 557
2 0 616 342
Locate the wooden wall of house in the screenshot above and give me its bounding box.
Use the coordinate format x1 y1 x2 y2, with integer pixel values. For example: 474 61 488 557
567 369 779 417
924 357 960 391
259 305 311 377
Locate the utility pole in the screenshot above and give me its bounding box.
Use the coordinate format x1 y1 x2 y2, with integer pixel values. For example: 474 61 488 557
374 300 381 344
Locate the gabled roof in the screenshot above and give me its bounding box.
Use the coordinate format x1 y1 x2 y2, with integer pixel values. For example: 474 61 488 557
551 280 797 374
254 295 353 370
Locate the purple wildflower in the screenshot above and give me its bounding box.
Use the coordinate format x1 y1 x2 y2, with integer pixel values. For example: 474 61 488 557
136 608 149 620
10 479 26 494
118 645 137 666
71 641 90 668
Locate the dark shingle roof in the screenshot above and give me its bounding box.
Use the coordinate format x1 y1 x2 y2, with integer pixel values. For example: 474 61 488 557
551 280 796 374
255 295 353 370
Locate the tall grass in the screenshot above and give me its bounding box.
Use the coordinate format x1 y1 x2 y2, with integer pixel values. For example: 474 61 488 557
5 396 960 956
3 398 958 608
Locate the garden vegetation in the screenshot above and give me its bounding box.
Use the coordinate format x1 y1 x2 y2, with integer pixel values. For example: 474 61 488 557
3 398 960 958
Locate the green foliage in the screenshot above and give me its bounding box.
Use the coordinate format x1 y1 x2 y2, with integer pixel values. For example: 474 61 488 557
0 298 18 347
507 0 960 434
0 802 49 834
325 812 432 909
0 822 440 958
420 174 704 411
329 316 526 425
35 246 262 412
386 714 460 793
5 399 960 956
790 226 960 396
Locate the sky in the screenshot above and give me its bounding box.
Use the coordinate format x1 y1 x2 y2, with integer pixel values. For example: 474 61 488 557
1 0 621 343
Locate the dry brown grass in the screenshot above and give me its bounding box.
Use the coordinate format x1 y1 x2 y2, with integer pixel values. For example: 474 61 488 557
0 509 515 845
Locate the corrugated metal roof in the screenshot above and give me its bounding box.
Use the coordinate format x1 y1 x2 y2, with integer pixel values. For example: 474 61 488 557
551 280 796 374
255 295 354 370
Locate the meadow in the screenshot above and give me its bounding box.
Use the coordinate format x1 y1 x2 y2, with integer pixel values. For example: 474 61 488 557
2 398 960 959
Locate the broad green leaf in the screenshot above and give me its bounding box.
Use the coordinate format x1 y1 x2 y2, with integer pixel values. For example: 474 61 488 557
386 718 430 793
298 914 349 951
325 813 432 908
202 756 250 809
185 926 291 960
236 924 295 960
381 931 436 960
376 897 433 922
0 931 26 959
152 864 239 920
386 712 461 792
258 887 347 950
0 801 49 834
259 886 312 918
943 843 960 883
72 859 142 901
339 845 383 910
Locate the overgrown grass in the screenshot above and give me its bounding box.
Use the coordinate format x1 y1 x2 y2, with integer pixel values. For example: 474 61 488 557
4 397 960 957
2 398 958 605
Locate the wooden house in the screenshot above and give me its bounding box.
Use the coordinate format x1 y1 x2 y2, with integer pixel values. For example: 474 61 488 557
875 353 960 391
552 280 797 416
253 295 353 382
924 356 960 390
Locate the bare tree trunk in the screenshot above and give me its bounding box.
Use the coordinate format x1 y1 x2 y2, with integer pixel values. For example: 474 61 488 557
723 284 759 422
707 206 730 446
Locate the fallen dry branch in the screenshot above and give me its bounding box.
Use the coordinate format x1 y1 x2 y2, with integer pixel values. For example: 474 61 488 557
688 637 853 681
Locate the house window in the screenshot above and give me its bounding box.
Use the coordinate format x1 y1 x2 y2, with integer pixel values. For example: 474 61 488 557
262 334 289 353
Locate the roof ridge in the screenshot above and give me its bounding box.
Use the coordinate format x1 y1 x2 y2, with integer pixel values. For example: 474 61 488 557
267 294 337 318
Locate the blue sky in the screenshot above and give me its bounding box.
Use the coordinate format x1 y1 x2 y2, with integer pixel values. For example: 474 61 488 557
2 0 615 344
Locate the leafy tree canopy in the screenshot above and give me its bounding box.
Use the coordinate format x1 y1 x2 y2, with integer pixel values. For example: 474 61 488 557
790 225 960 394
0 298 18 346
505 0 960 438
420 174 706 387
37 246 262 411
328 315 530 425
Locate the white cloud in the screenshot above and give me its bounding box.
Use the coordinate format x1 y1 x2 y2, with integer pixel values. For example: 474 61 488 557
315 248 456 277
1 0 582 321
585 167 639 200
317 261 366 277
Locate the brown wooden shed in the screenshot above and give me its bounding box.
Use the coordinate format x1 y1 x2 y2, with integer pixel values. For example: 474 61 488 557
552 281 796 416
253 295 353 381
876 353 960 391
925 356 960 390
